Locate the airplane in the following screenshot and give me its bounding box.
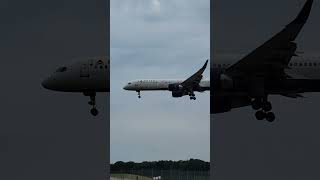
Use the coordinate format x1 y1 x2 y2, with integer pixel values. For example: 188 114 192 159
212 0 315 122
123 60 210 100
42 56 109 116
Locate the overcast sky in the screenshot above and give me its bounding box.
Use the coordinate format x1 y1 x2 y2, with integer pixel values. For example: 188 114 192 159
110 0 210 163
212 0 320 179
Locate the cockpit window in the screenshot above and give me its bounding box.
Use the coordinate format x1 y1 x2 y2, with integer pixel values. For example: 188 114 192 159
56 66 67 72
128 82 131 85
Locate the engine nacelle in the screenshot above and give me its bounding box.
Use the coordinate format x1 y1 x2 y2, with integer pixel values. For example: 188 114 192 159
172 91 184 97
211 94 232 113
212 71 234 90
168 83 183 92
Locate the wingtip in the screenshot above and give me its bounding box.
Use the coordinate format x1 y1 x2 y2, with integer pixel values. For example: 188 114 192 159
204 59 208 67
291 0 313 24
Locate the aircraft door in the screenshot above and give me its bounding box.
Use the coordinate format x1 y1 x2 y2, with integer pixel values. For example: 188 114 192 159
80 59 90 77
91 59 103 76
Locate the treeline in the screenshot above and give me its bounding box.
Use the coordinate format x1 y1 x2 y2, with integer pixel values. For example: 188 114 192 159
111 159 209 172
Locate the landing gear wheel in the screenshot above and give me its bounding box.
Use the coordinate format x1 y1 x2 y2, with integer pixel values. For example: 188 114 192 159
266 112 275 122
84 92 99 116
252 99 262 110
189 91 196 100
255 110 265 120
138 95 141 98
262 101 272 112
90 108 99 116
88 101 95 106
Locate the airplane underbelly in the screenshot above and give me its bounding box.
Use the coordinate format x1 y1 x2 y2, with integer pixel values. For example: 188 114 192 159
158 83 169 90
144 84 166 90
140 82 168 90
302 69 320 79
287 68 320 79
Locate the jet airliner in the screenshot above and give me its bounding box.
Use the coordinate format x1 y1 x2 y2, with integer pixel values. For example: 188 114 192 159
42 56 109 116
124 60 210 100
41 1 316 120
212 0 316 122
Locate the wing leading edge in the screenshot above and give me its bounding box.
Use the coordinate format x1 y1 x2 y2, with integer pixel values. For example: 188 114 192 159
226 0 313 77
181 59 208 88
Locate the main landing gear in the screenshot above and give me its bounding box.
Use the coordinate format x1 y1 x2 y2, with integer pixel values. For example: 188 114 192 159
137 90 141 98
189 92 196 100
251 98 275 122
84 92 99 116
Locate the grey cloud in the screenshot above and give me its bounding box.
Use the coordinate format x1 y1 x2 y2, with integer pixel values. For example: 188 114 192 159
111 0 210 163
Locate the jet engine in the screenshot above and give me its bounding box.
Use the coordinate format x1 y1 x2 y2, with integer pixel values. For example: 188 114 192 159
168 83 183 91
211 94 232 113
211 93 251 114
212 71 234 90
172 91 184 97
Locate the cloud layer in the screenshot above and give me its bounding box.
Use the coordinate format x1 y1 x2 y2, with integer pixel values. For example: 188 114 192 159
111 0 210 163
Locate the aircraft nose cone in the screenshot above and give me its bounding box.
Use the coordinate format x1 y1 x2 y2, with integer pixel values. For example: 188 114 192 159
123 85 128 90
41 78 50 89
42 77 54 90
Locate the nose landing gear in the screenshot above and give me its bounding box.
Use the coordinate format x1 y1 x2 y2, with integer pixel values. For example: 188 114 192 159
84 92 99 116
137 90 141 98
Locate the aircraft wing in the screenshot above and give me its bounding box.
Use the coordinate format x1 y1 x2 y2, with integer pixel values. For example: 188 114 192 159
225 0 313 78
181 60 208 88
284 70 309 79
281 93 304 98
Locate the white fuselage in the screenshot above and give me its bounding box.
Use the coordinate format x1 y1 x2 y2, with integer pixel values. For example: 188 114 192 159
286 56 320 79
42 56 109 92
213 55 320 80
123 79 210 91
